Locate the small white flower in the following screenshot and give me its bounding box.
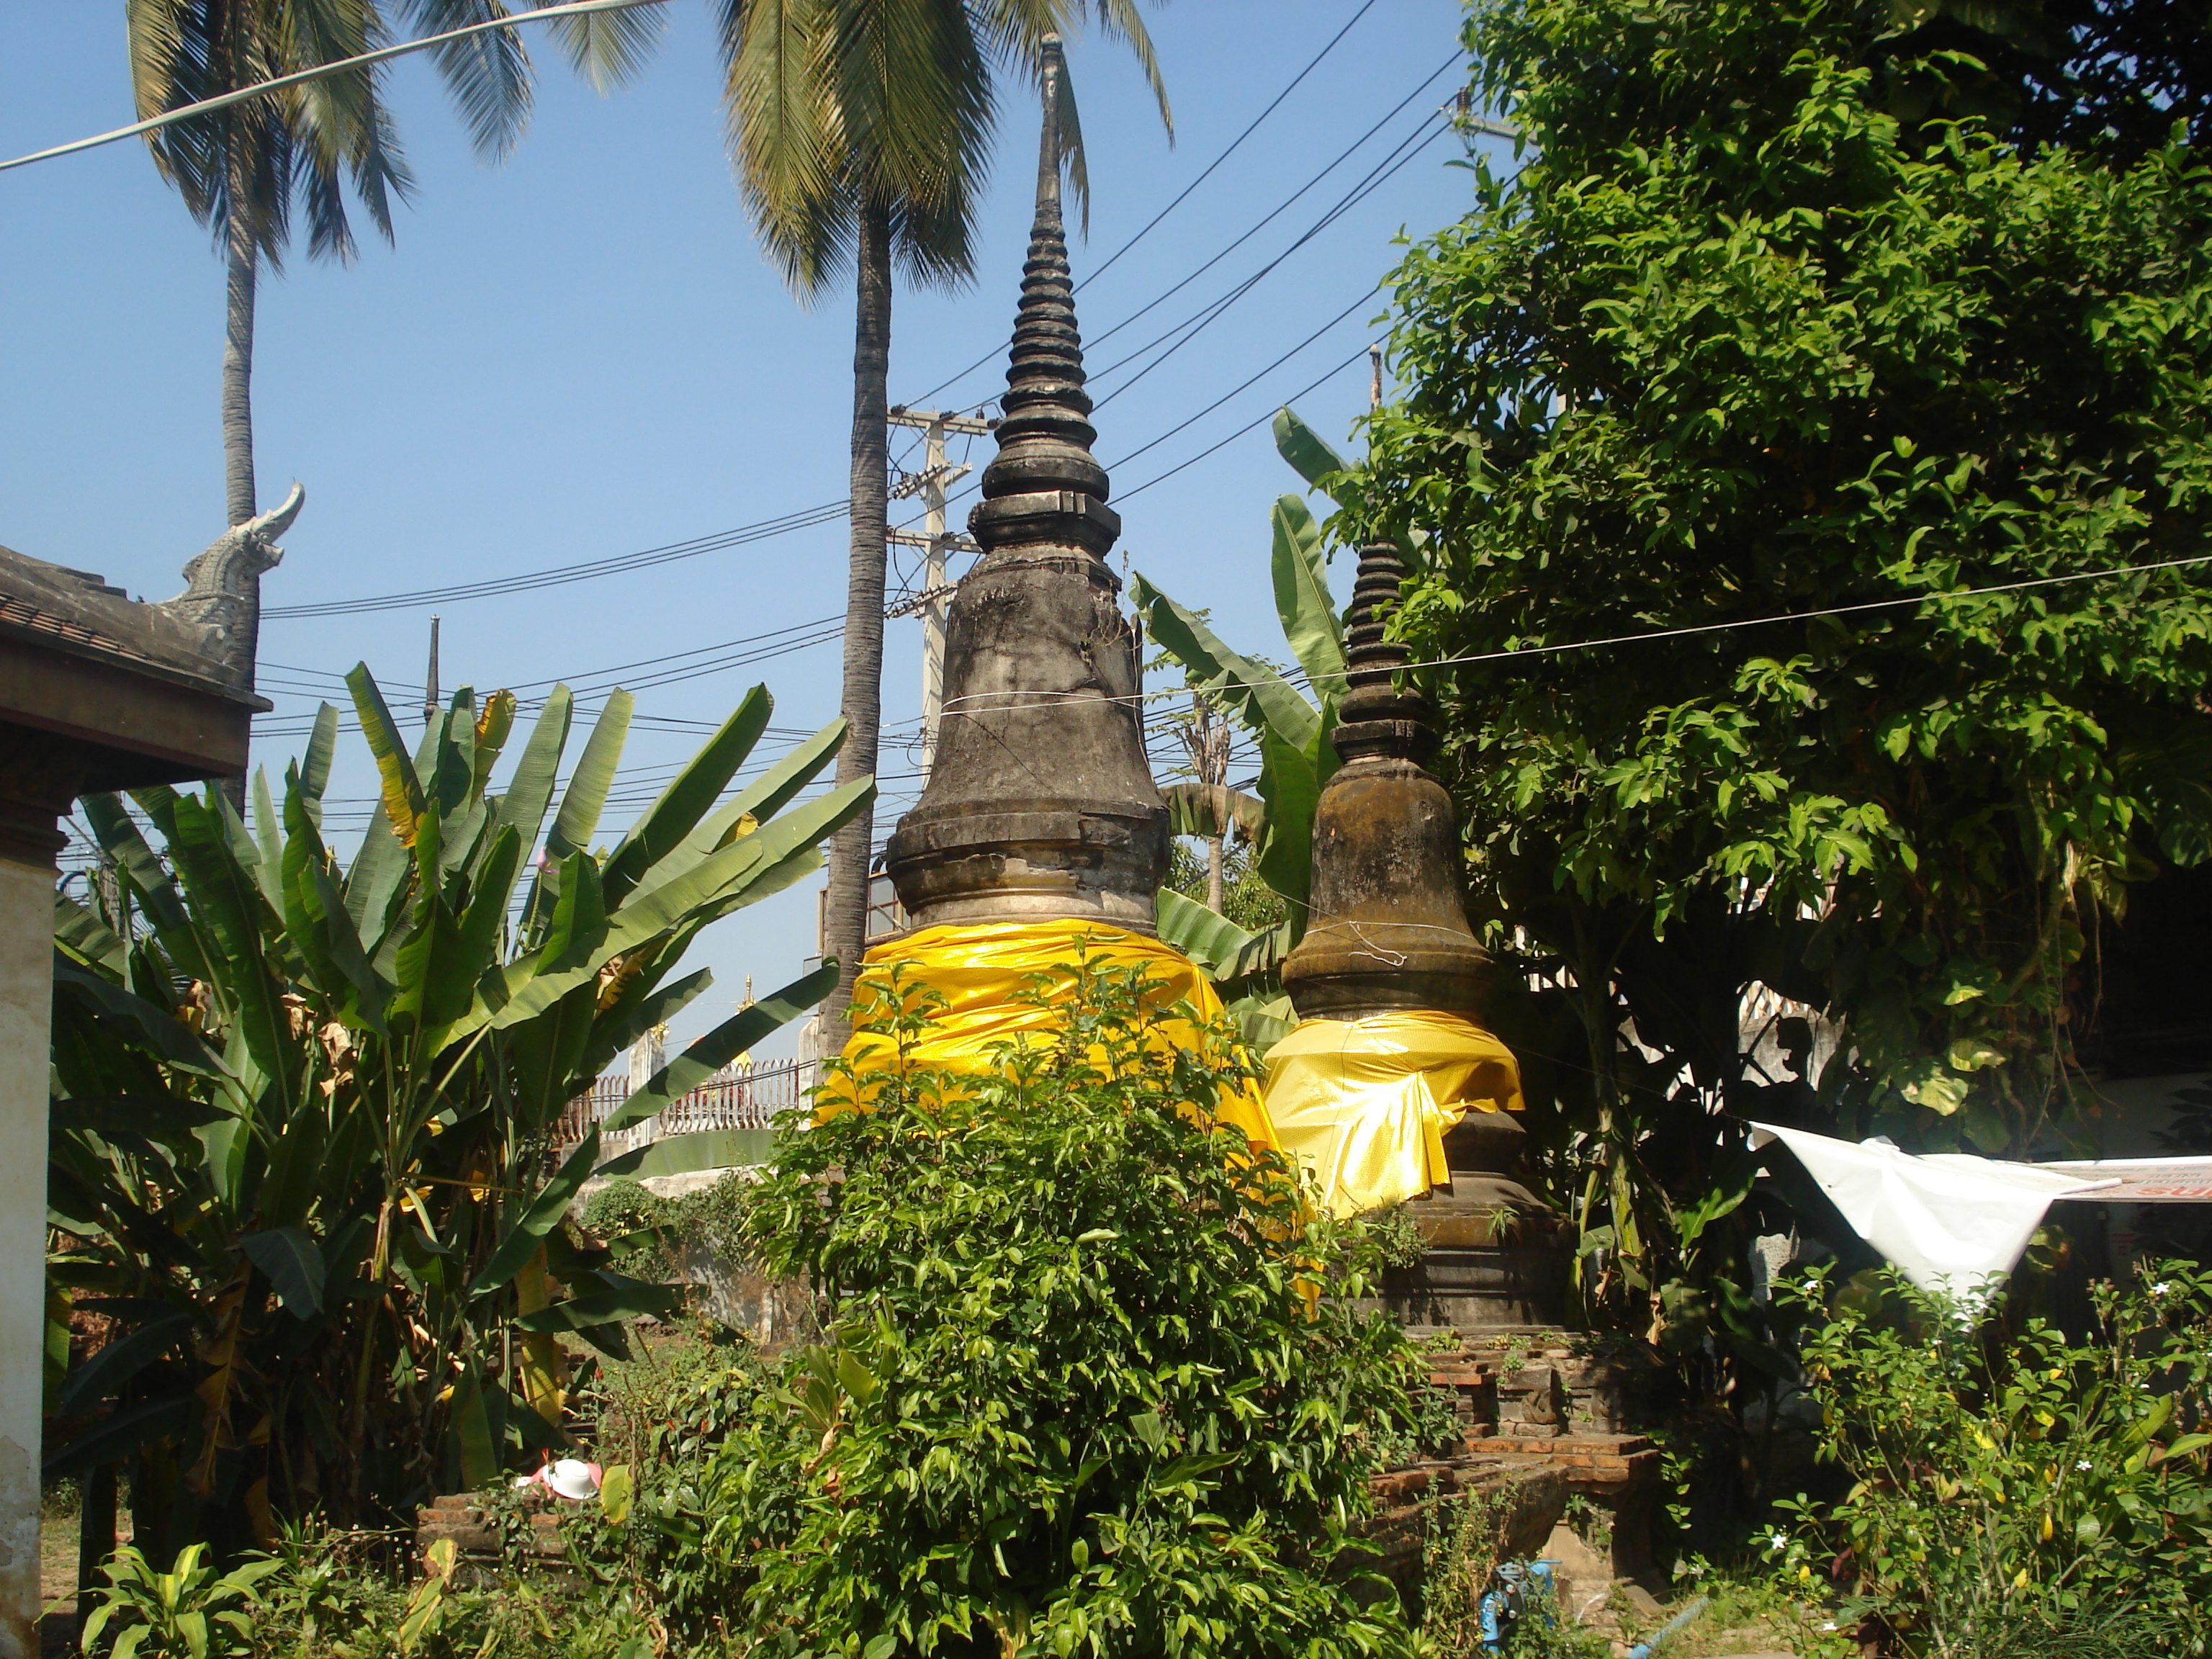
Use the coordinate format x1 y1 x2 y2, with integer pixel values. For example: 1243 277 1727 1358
1766 1530 1789 1554
2077 1459 2094 1472
2154 1281 2172 1296
1820 1623 1839 1633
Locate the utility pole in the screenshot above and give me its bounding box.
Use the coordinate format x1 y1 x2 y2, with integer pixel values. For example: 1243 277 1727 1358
887 405 990 778
423 614 441 728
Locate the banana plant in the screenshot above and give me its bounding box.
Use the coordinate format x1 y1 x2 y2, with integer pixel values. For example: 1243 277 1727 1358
1134 407 1350 1046
47 667 867 1557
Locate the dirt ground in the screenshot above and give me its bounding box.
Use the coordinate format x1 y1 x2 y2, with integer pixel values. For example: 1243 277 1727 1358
36 1505 132 1655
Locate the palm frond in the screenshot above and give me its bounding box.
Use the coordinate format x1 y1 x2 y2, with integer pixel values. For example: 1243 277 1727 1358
395 1 539 160
1078 0 1169 136
1054 42 1088 232
723 0 852 297
548 0 667 93
824 0 989 289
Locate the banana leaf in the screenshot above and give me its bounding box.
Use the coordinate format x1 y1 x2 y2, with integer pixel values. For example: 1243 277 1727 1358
49 665 863 1543
1270 494 1346 688
600 960 838 1134
1132 577 1321 755
1272 405 1349 498
593 1128 779 1180
1162 782 1265 843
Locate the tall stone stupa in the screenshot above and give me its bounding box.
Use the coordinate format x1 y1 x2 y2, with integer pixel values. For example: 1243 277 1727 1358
884 39 1168 932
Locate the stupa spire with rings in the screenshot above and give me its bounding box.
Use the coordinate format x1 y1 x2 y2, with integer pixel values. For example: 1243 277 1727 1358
883 36 1169 932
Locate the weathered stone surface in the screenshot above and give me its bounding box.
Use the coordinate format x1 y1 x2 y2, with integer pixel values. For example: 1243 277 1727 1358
886 48 1165 935
1359 1456 1569 1607
1282 542 1493 1020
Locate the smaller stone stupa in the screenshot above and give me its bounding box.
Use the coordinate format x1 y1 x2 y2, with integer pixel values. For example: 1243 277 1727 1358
1274 540 1572 1328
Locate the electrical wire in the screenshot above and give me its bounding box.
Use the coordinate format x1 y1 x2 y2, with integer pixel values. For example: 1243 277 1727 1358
893 548 2212 732
259 53 1457 624
1084 0 1381 288
904 0 1395 407
883 94 1455 544
1113 340 1374 502
1084 63 1459 373
1105 285 1384 475
0 0 667 174
264 500 847 618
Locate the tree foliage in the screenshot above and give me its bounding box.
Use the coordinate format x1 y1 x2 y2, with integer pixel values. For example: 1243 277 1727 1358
695 960 1449 1659
48 670 865 1556
1779 1262 2212 1655
1337 0 2212 1343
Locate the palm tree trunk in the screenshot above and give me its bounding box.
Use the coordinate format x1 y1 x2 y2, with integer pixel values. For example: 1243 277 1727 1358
222 210 258 531
219 207 260 812
822 200 893 1051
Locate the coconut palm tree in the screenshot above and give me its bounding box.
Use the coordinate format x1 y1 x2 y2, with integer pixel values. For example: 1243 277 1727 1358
126 0 657 696
711 0 1169 1046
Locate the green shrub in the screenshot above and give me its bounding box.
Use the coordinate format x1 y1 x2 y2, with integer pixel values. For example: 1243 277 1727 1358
82 1543 279 1659
560 1325 771 1637
690 956 1449 1659
582 1180 677 1277
1778 1262 2212 1656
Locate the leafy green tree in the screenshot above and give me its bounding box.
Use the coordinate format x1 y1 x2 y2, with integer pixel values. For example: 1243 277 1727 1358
1323 0 2212 1539
48 669 867 1556
1164 837 1283 938
695 959 1450 1659
708 5 1168 1048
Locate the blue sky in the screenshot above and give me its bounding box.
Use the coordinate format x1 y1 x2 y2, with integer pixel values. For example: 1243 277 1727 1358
3 0 1501 1058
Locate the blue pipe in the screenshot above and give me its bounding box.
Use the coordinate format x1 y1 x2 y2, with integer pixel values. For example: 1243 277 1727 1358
1626 1594 1710 1659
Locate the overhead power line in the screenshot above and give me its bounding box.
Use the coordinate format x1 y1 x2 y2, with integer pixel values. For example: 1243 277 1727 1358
882 549 2212 735
1114 341 1375 502
909 48 1465 413
1089 112 1451 413
887 90 1459 540
1085 63 1460 378
1082 0 1381 289
0 0 668 174
244 34 1463 626
264 500 846 618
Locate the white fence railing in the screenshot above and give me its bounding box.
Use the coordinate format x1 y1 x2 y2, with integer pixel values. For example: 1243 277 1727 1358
557 1058 818 1162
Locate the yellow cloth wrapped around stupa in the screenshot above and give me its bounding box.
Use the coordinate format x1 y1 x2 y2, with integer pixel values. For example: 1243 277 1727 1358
1261 1011 1522 1218
819 917 1282 1157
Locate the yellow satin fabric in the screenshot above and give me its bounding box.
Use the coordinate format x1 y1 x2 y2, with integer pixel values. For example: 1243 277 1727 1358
820 918 1283 1158
1260 1011 1523 1218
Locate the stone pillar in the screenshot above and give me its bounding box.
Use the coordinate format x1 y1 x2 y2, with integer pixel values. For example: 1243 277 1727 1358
0 746 75 1637
1279 544 1571 1328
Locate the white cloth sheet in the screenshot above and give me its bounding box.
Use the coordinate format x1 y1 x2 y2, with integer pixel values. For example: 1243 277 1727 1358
1745 1123 2209 1299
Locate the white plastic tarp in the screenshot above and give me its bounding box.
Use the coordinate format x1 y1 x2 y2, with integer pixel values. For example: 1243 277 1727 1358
1745 1123 2212 1299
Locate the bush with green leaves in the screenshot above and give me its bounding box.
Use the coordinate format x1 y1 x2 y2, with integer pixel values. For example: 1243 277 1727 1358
48 666 866 1555
1776 1262 2212 1655
672 956 1451 1659
581 1179 678 1277
554 1324 772 1639
82 1542 279 1659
